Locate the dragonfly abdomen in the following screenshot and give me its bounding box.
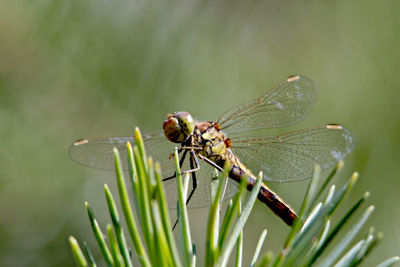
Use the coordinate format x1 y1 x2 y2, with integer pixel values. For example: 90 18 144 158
257 184 297 226
229 164 298 226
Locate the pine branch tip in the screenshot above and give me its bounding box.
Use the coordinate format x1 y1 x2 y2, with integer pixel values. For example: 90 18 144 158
314 164 321 173
69 236 78 244
337 160 344 170
351 171 359 181
126 141 132 149
367 205 375 212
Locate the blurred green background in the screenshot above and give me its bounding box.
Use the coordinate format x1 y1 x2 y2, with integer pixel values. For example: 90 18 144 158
1 1 399 266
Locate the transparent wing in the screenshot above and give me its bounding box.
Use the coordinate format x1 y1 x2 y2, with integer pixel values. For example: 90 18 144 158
69 132 237 207
68 132 176 174
231 125 356 182
217 75 317 135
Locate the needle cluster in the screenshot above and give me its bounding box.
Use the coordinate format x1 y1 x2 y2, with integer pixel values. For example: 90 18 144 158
69 128 398 267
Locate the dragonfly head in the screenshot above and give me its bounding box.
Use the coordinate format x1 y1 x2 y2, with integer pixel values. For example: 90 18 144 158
163 111 195 143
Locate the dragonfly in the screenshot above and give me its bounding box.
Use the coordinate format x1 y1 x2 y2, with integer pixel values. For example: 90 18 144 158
69 75 356 226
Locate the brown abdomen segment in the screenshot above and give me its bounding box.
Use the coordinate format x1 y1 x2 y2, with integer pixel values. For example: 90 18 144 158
229 166 298 226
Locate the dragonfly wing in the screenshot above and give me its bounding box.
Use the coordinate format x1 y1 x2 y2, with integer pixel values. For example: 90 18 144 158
231 125 356 182
69 132 237 208
162 159 238 208
68 132 176 175
217 75 317 135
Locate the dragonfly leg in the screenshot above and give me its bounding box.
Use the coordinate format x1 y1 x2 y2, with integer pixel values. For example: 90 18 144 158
172 150 199 230
180 146 202 151
198 154 224 172
185 151 198 205
163 148 201 182
163 149 188 182
170 150 200 206
180 149 200 174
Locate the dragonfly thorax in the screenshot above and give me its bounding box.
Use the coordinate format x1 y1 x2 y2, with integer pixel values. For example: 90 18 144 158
192 121 231 168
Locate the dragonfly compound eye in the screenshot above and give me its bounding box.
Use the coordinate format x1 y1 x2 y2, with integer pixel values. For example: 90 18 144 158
163 111 195 143
175 111 194 137
163 116 181 143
